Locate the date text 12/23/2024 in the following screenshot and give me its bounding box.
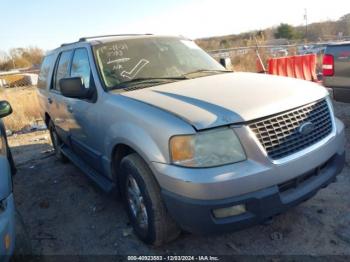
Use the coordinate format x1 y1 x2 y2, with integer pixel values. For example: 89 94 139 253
127 255 220 261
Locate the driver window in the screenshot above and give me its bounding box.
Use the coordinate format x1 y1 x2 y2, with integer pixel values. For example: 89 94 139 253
71 48 91 88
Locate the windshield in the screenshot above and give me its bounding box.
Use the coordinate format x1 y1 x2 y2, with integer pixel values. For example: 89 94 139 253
93 37 226 90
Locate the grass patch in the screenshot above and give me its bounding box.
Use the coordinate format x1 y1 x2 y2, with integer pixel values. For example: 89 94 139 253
0 86 42 132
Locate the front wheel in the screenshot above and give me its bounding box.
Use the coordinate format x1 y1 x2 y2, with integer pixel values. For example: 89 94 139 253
120 153 180 246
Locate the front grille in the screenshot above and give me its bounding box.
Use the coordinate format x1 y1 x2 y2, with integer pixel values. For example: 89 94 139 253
249 99 332 160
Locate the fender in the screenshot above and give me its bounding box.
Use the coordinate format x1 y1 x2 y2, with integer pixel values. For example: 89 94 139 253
99 94 196 179
102 121 174 180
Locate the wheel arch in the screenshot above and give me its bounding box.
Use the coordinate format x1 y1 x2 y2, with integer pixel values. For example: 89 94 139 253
111 143 135 182
110 141 162 191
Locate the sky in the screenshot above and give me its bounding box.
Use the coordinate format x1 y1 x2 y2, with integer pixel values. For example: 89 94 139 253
0 0 349 52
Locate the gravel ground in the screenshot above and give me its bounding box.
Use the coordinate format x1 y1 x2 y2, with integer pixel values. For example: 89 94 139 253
8 101 350 256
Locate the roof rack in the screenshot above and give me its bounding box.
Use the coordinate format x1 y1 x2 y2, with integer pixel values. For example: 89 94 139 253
79 34 153 42
60 34 154 47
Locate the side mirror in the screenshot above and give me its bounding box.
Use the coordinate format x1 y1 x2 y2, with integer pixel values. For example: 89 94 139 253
59 77 90 99
0 101 12 118
219 57 232 70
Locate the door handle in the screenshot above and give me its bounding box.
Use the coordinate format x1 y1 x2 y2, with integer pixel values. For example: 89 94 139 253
48 97 53 104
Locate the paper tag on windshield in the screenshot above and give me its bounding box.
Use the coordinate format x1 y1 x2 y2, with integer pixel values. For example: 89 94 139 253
181 40 200 50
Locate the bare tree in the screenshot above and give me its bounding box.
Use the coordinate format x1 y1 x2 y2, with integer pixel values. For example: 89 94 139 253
0 47 44 71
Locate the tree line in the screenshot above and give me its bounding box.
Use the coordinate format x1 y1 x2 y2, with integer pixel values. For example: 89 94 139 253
0 47 44 71
275 13 350 40
196 13 350 50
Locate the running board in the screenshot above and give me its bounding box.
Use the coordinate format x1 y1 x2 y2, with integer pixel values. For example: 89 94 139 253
61 145 115 192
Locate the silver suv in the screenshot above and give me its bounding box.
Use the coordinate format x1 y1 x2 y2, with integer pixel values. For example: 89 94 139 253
37 35 345 245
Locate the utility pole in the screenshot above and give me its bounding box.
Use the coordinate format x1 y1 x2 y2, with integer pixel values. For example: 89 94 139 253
304 8 308 40
254 36 266 73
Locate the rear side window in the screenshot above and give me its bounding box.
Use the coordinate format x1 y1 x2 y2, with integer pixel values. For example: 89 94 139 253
71 48 91 88
37 55 55 89
53 50 73 91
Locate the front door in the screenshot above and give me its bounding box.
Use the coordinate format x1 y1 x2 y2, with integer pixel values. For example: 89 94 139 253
65 48 104 174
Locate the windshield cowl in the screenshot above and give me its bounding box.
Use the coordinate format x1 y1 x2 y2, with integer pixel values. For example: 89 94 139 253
114 77 188 91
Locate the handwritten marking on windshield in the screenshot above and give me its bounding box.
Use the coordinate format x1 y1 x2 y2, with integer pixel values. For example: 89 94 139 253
107 57 131 65
113 64 123 70
121 59 149 79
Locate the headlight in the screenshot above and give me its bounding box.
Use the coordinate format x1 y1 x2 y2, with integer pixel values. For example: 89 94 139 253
169 128 246 167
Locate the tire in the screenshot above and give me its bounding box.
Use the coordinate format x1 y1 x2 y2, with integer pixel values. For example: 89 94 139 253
48 121 68 163
120 153 180 246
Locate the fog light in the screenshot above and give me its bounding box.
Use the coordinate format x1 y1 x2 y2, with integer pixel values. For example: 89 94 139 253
4 234 10 250
213 204 246 218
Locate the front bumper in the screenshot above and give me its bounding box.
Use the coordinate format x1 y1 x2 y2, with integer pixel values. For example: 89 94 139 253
162 152 345 234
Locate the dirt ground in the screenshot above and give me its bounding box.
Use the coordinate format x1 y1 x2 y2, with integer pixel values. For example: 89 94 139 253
8 101 350 256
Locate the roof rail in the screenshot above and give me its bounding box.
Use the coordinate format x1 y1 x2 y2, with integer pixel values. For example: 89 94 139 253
79 34 153 42
60 41 79 47
59 34 154 47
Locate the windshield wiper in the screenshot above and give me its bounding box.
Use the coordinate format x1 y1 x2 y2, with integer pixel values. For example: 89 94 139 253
184 69 231 77
111 76 188 90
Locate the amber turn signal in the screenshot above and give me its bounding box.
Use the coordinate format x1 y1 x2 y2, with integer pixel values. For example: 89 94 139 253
169 135 194 164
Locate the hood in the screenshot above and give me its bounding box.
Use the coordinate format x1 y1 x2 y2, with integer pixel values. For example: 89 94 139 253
121 72 328 130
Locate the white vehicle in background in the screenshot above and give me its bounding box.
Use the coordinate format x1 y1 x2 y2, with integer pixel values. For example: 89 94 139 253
270 46 288 57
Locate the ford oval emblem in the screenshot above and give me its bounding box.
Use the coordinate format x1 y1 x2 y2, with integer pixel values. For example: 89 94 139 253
299 122 315 136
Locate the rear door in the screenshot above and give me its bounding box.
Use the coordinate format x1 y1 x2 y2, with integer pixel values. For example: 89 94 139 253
49 50 74 143
37 54 56 118
324 44 350 102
